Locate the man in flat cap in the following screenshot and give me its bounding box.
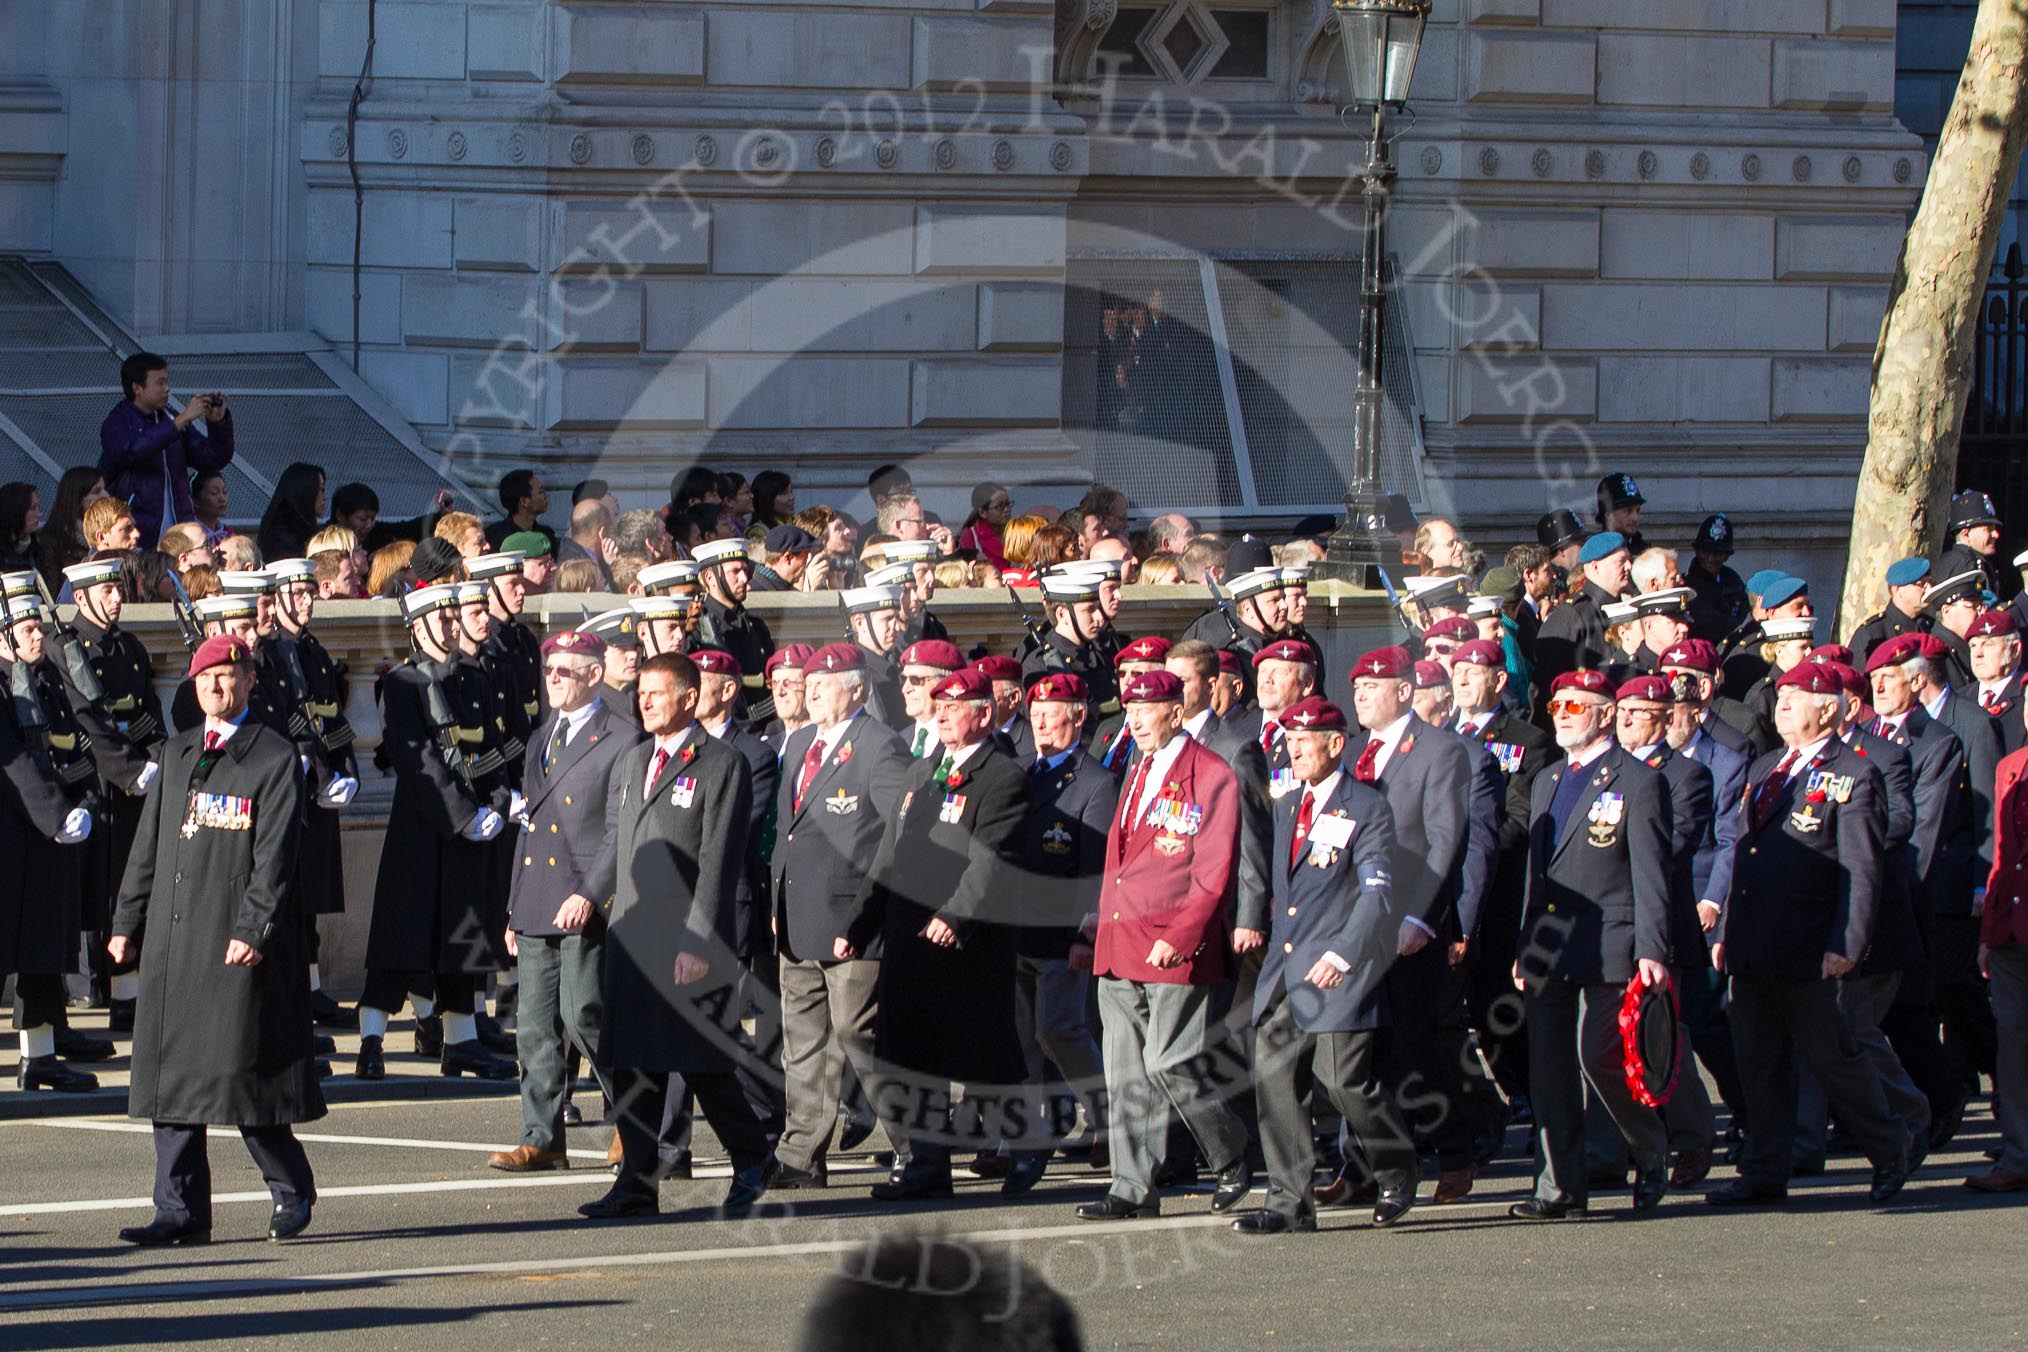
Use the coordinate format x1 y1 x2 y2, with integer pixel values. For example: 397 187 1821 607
110 634 318 1244
751 524 820 592
1848 557 1934 664
1711 661 1914 1207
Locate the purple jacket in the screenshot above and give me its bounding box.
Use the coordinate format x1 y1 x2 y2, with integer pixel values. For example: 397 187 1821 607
97 400 235 547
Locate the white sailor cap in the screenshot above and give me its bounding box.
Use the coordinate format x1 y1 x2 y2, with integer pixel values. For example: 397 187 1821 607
1761 616 1817 642
61 558 124 589
401 584 460 620
267 558 318 584
218 569 277 596
864 562 915 589
1227 567 1285 600
453 582 491 607
629 595 693 622
637 559 701 593
843 584 903 614
195 593 259 621
692 539 749 569
466 552 526 581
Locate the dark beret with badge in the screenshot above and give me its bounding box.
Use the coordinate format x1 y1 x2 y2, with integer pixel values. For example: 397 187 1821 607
1279 694 1348 733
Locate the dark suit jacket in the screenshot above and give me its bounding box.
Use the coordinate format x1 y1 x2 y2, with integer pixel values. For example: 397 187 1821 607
1522 745 1673 984
710 717 779 961
1454 732 1504 940
1722 738 1886 979
1346 714 1473 938
587 726 752 1073
1191 711 1274 933
1958 671 2027 755
1017 744 1119 959
1632 744 1713 966
1929 687 2001 895
1875 707 1974 923
1259 775 1398 1032
507 702 643 936
1846 727 1925 975
1680 726 1749 916
770 711 909 962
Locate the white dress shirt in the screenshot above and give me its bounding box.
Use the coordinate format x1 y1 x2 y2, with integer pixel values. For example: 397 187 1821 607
1125 729 1192 828
1364 712 1415 779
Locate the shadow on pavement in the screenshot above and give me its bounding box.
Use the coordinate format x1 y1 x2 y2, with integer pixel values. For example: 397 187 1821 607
0 1300 622 1347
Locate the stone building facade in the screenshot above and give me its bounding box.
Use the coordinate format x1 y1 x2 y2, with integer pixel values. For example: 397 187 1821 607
0 0 1926 580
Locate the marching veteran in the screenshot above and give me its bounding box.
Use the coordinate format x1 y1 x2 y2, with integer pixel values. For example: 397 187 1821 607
109 634 319 1245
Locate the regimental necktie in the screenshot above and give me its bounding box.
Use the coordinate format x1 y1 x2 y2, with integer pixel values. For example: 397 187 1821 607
934 754 955 784
542 717 568 774
1261 722 1280 760
1291 790 1314 871
203 731 222 754
1984 689 2000 712
645 746 669 798
1750 750 1798 831
912 726 930 758
1353 738 1382 784
794 738 825 812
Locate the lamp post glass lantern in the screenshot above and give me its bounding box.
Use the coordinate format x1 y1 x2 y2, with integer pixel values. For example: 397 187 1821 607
1321 0 1429 584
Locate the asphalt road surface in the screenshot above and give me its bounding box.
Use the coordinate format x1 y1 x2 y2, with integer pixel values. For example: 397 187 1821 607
1 1080 2022 1351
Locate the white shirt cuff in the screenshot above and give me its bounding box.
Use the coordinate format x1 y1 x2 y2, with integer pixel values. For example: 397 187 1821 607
1404 915 1437 938
1320 950 1351 974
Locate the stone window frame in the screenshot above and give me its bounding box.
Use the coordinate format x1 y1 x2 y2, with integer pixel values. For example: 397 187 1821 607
1064 0 1287 94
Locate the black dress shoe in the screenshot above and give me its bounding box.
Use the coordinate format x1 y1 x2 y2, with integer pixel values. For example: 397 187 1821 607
772 1161 828 1190
870 1155 954 1202
1508 1198 1588 1221
108 999 137 1033
440 1038 515 1079
1870 1146 1913 1204
16 1055 98 1093
969 1151 1013 1179
354 1034 385 1080
310 990 358 1029
313 1033 337 1056
1210 1157 1254 1213
1076 1194 1157 1220
119 1216 210 1246
1706 1179 1787 1207
1929 1089 1967 1152
721 1157 780 1214
562 1103 583 1128
315 1059 332 1080
53 1026 115 1063
414 1014 443 1058
268 1200 314 1241
1232 1209 1315 1234
476 1013 516 1055
837 1117 877 1153
578 1186 659 1220
1372 1187 1415 1228
1631 1164 1669 1211
1001 1151 1048 1197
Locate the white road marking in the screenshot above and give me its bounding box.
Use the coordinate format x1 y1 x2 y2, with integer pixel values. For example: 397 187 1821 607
31 1118 616 1162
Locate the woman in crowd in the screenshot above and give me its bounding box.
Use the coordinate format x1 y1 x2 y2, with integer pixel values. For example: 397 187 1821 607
191 469 233 548
1026 523 1080 573
433 511 486 559
956 483 1013 570
1139 554 1181 585
750 470 796 532
180 563 220 600
37 465 109 587
997 513 1048 586
0 482 41 573
366 541 417 598
716 472 753 532
256 462 328 563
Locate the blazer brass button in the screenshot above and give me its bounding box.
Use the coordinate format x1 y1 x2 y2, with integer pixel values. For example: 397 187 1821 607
1288 907 1298 916
548 857 557 866
524 856 533 866
1283 942 1294 953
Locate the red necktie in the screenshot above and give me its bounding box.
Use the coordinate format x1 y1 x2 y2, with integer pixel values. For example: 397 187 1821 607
1261 723 1280 759
645 746 670 797
1290 790 1314 870
203 731 222 753
1750 751 1798 831
794 738 825 811
1983 690 2000 711
1353 738 1381 784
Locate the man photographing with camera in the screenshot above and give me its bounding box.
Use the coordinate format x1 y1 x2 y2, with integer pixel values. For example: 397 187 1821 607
98 352 235 548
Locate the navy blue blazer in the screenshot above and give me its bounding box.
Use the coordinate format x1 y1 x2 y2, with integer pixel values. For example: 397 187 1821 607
1259 774 1398 1033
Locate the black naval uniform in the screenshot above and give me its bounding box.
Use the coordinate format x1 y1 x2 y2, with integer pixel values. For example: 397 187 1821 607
699 596 775 724
112 717 319 1231
1686 560 1749 644
1019 630 1119 720
1533 581 1619 706
1847 603 1928 664
282 628 359 924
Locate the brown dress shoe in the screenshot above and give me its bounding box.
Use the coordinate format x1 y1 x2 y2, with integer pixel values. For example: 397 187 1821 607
489 1145 570 1172
1433 1164 1476 1204
1965 1168 2028 1193
1671 1146 1713 1189
607 1136 625 1168
1315 1171 1378 1209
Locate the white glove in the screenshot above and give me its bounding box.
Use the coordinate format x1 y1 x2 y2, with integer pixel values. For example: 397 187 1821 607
133 761 160 796
507 790 529 824
321 774 359 808
462 807 504 842
56 807 92 844
300 754 312 778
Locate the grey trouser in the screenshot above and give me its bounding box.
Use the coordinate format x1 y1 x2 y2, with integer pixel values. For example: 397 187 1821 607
1014 954 1105 1145
515 931 614 1152
1255 998 1416 1218
1098 977 1249 1206
1988 942 2028 1174
1795 971 1930 1162
775 955 904 1171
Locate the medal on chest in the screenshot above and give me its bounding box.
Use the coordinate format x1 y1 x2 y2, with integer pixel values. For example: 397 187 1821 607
1268 767 1299 800
1042 820 1074 855
670 775 697 809
939 792 967 824
1585 790 1624 848
181 790 254 838
1487 740 1524 775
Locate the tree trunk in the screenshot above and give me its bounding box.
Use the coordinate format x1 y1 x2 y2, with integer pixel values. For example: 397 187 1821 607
1837 0 2028 637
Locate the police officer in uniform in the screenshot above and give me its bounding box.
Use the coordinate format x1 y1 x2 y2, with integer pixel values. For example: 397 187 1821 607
1848 558 1933 663
1594 473 1648 556
1538 508 1587 574
1686 514 1748 643
355 584 516 1082
1936 488 2004 589
1 588 100 1092
57 555 164 1029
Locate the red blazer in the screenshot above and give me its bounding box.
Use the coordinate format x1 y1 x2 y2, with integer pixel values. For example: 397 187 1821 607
1093 737 1241 985
1983 746 2028 949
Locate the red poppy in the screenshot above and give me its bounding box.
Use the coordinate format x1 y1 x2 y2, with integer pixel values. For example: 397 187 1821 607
946 771 965 790
836 742 853 766
680 744 696 765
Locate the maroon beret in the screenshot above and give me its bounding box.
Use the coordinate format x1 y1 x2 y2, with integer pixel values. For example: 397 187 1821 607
1280 695 1348 732
1115 635 1174 668
802 642 865 674
1819 660 1867 697
1215 650 1245 677
1451 638 1505 668
1550 669 1612 696
899 639 965 671
1658 638 1719 675
932 667 992 702
541 629 606 660
972 654 1023 683
766 642 815 677
1120 670 1184 704
1616 674 1675 703
689 648 741 678
1350 645 1412 681
1806 643 1855 666
1026 671 1089 704
1412 659 1449 690
1253 638 1320 670
1421 615 1477 644
187 634 252 678
1968 609 2020 639
1776 660 1841 695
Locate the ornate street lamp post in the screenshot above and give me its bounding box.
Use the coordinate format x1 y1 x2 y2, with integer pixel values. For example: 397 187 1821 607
1321 0 1430 585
